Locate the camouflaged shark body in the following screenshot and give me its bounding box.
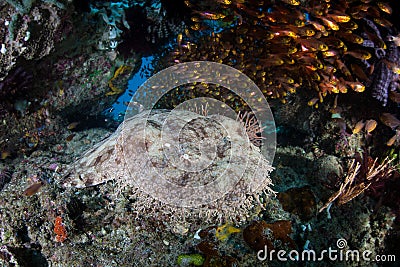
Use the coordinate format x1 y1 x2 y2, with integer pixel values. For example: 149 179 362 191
62 109 274 222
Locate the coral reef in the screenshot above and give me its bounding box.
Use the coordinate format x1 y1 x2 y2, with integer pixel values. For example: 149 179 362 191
0 126 397 266
162 0 400 109
0 0 70 80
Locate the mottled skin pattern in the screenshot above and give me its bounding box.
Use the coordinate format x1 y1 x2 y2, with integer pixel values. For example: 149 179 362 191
62 109 274 223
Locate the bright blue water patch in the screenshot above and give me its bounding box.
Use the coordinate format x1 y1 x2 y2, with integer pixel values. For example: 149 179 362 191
103 14 238 121
304 12 310 22
104 55 154 120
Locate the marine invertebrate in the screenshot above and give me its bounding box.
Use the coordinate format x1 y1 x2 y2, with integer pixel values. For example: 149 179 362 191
236 111 265 147
62 109 274 224
365 166 400 223
215 223 241 241
5 0 64 14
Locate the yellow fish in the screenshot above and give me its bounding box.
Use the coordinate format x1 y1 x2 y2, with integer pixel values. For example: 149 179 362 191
352 120 365 134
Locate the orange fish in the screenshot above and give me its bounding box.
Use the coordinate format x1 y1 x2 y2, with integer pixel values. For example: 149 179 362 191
322 49 339 57
297 27 316 37
258 55 284 66
319 82 338 93
326 13 351 23
177 33 183 49
340 20 358 31
308 98 319 106
363 27 386 49
365 119 377 133
350 64 370 82
318 16 339 31
380 113 400 130
195 11 226 20
373 17 393 28
281 0 300 5
297 39 328 51
335 32 364 44
1 151 10 160
273 30 298 38
66 134 75 142
321 36 344 48
309 20 327 33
